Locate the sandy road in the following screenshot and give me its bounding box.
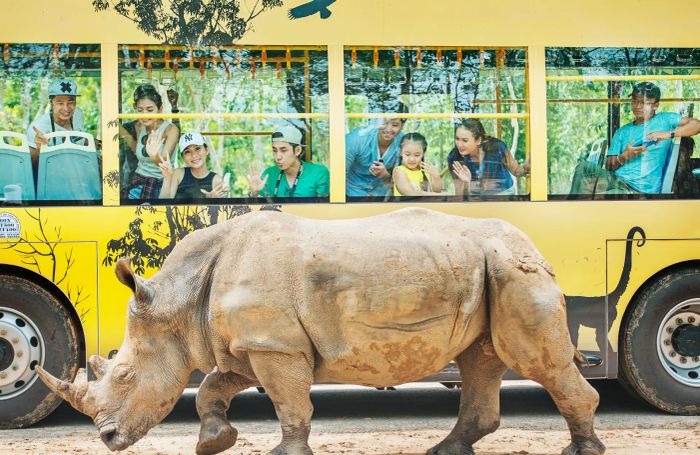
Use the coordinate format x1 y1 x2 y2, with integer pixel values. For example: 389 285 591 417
0 381 698 454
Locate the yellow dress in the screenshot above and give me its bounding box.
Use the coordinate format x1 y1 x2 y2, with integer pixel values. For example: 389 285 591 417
393 165 426 196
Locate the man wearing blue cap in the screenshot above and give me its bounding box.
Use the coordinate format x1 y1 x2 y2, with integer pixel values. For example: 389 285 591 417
571 82 700 195
26 79 86 171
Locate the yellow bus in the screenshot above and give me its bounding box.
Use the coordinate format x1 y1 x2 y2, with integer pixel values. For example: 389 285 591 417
1 0 699 428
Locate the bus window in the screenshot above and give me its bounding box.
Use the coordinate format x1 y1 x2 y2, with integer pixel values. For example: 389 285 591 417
344 47 530 202
118 45 330 204
547 47 700 199
0 44 102 206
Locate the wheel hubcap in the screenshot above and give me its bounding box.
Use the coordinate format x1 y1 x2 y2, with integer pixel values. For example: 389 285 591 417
0 307 44 399
656 300 700 387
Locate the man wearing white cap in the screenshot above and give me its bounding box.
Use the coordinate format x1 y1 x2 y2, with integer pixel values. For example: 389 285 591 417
158 132 227 200
247 126 329 198
26 79 86 171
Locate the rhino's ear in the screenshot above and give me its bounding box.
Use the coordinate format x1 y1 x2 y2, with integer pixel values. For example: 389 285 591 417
115 257 137 291
115 257 154 307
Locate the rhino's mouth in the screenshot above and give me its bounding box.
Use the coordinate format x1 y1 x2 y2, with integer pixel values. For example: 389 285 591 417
99 424 134 452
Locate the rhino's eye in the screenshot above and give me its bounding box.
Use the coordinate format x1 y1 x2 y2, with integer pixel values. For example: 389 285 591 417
113 365 135 385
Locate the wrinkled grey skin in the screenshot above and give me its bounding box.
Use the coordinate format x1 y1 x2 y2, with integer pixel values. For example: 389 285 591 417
38 208 605 455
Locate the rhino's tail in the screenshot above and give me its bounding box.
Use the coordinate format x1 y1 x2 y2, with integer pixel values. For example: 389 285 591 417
573 349 603 368
573 350 589 366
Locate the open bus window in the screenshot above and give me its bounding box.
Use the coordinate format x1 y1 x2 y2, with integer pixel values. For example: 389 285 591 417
118 45 329 205
547 47 700 200
0 44 102 206
344 47 530 202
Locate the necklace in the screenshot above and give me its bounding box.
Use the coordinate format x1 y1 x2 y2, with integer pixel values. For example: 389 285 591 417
274 161 304 197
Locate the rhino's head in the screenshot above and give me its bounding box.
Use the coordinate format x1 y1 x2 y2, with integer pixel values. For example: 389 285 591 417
37 258 194 451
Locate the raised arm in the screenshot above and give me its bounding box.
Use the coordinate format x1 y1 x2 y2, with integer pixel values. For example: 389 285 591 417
158 164 183 199
422 161 443 193
503 149 530 177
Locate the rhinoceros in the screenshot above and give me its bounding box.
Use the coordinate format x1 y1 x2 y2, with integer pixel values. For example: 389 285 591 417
37 208 605 455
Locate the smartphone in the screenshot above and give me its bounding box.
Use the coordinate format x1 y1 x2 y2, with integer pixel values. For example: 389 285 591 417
632 137 658 148
222 173 231 189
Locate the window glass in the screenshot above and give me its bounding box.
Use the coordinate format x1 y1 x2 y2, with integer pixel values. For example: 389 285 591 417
0 44 102 206
118 45 329 204
344 47 529 202
547 47 700 199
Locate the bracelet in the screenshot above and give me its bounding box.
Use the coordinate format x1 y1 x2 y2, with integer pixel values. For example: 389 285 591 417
615 155 624 166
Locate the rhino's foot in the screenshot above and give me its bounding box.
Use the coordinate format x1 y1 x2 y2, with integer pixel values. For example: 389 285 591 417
196 414 238 455
425 438 475 455
561 436 606 455
270 442 313 455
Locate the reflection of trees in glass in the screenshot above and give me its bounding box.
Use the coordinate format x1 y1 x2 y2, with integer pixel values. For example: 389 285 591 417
118 46 329 197
344 48 527 114
93 0 283 45
546 47 700 194
0 44 101 137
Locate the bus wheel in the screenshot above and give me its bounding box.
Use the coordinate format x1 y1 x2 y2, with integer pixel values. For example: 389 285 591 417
619 268 700 415
0 274 81 428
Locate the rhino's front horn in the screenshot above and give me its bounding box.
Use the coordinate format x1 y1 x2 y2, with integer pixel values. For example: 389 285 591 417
36 366 90 414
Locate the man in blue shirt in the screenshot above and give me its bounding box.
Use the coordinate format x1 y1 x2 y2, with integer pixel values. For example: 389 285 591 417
346 107 407 197
570 82 700 195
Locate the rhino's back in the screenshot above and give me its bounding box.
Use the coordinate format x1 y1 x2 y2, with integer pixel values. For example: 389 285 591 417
289 209 492 385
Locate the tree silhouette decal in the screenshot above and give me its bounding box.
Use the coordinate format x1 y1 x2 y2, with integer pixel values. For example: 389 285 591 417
102 205 283 274
1 209 90 321
92 0 284 45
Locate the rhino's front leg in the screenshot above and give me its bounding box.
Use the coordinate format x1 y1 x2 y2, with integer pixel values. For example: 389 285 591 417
249 351 315 455
195 368 257 455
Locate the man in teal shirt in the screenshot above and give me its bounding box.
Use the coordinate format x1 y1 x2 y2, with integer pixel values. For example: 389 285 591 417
570 82 700 195
247 126 329 198
346 103 408 197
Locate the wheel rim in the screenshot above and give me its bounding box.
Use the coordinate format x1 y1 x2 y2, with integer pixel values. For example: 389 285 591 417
656 298 700 387
0 307 45 400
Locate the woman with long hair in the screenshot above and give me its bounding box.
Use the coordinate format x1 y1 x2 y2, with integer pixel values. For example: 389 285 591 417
121 84 179 200
447 118 529 196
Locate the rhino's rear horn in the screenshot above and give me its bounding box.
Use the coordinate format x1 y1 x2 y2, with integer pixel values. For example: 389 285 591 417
35 366 91 415
115 257 155 309
89 354 109 379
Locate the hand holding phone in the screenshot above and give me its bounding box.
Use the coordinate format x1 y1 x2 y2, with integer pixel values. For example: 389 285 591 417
632 137 658 148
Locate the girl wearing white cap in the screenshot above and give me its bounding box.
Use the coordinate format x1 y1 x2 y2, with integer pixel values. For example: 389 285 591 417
26 79 86 171
158 132 227 200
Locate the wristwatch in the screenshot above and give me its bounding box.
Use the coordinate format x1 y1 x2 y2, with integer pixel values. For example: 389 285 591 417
670 130 675 139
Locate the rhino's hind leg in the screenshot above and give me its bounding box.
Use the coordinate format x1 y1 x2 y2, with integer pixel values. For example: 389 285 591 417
490 268 606 455
426 336 507 455
249 351 314 455
195 368 256 455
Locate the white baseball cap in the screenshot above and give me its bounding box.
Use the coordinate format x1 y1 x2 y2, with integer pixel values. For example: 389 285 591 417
48 79 79 97
179 132 207 153
272 126 303 145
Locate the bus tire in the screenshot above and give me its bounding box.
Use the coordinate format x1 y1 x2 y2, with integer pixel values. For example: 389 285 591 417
619 267 700 415
0 274 81 428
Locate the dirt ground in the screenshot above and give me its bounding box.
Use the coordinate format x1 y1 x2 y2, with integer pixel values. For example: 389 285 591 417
1 427 699 454
1 383 698 454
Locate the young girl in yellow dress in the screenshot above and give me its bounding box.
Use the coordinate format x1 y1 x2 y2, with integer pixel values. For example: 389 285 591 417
392 133 443 196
